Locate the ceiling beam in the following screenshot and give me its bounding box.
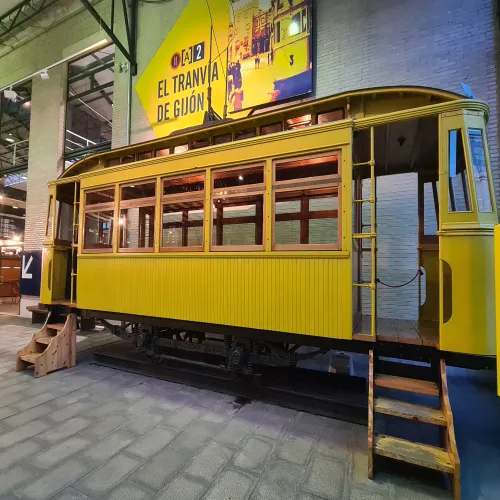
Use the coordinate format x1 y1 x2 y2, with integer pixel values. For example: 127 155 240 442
0 0 59 44
80 0 137 75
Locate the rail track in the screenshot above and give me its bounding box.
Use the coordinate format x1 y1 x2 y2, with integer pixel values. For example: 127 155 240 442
91 342 368 425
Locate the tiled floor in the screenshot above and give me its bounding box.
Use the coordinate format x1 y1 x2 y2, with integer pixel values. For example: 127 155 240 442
0 316 497 499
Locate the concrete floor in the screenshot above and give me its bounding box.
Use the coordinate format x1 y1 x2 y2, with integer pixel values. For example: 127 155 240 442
0 316 497 499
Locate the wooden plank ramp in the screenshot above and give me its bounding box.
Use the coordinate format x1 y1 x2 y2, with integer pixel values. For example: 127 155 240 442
16 314 77 377
368 350 460 500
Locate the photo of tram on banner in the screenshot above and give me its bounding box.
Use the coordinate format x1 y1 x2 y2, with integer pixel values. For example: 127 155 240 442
227 0 313 111
135 0 313 138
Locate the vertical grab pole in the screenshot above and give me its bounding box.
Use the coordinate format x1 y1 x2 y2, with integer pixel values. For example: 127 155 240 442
370 126 377 337
70 182 79 305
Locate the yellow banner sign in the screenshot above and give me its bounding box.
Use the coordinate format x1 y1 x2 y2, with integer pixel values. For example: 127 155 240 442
136 0 313 138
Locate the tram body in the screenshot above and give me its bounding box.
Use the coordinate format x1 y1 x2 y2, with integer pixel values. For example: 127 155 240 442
39 86 500 393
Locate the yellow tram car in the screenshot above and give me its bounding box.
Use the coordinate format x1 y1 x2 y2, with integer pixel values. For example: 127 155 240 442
33 86 500 496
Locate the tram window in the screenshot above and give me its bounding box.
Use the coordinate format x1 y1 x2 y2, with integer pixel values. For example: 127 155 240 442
235 129 257 141
261 122 283 135
174 144 189 154
212 196 264 248
302 8 308 32
164 175 204 196
273 154 341 250
119 182 156 251
286 114 312 130
214 133 232 145
275 154 338 182
83 187 116 252
155 148 170 157
107 158 120 168
56 201 74 243
85 188 115 206
119 207 155 250
121 182 156 201
138 151 153 161
448 130 471 212
213 165 263 191
317 109 343 125
468 129 493 212
423 181 439 235
84 211 114 250
45 195 53 237
162 202 204 249
289 13 301 36
192 138 210 149
121 154 136 164
212 165 265 249
275 189 339 247
161 174 205 251
276 21 281 43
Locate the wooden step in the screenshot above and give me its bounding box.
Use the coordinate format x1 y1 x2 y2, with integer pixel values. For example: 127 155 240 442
374 435 454 473
26 306 48 313
375 374 439 396
47 323 65 332
375 397 446 426
36 337 53 346
20 353 42 364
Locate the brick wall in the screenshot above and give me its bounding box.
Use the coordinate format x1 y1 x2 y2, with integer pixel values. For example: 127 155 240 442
23 65 66 251
315 0 499 202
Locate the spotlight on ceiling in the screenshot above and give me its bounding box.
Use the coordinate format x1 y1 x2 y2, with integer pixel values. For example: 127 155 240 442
4 135 15 143
40 70 49 80
4 88 18 101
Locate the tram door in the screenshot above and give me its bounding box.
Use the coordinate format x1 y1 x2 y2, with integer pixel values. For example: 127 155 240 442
41 182 79 305
418 173 440 323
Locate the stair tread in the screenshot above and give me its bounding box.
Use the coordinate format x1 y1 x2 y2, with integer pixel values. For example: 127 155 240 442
36 337 53 345
375 374 439 396
20 352 42 363
47 323 65 331
375 397 446 425
374 435 454 473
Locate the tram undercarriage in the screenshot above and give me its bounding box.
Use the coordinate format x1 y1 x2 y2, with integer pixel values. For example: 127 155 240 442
102 320 328 373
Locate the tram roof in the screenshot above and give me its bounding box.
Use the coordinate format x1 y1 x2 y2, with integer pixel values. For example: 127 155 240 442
60 85 484 180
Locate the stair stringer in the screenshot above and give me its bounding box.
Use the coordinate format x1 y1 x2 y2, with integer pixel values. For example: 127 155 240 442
16 313 77 377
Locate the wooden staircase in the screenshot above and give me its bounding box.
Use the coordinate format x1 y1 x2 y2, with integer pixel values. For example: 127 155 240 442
368 350 460 499
16 313 77 377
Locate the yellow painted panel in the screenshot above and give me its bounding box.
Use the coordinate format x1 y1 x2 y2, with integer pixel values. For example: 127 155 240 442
77 255 352 339
495 225 500 396
440 233 495 355
40 246 52 304
52 249 68 300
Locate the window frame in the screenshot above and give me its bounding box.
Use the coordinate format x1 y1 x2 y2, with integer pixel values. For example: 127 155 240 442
82 186 116 254
64 44 115 160
467 127 494 213
161 172 206 253
118 179 157 253
45 194 54 238
447 128 472 214
272 152 342 251
210 163 266 252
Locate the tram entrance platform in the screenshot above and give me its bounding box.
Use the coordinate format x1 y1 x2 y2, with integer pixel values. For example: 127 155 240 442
354 316 439 347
